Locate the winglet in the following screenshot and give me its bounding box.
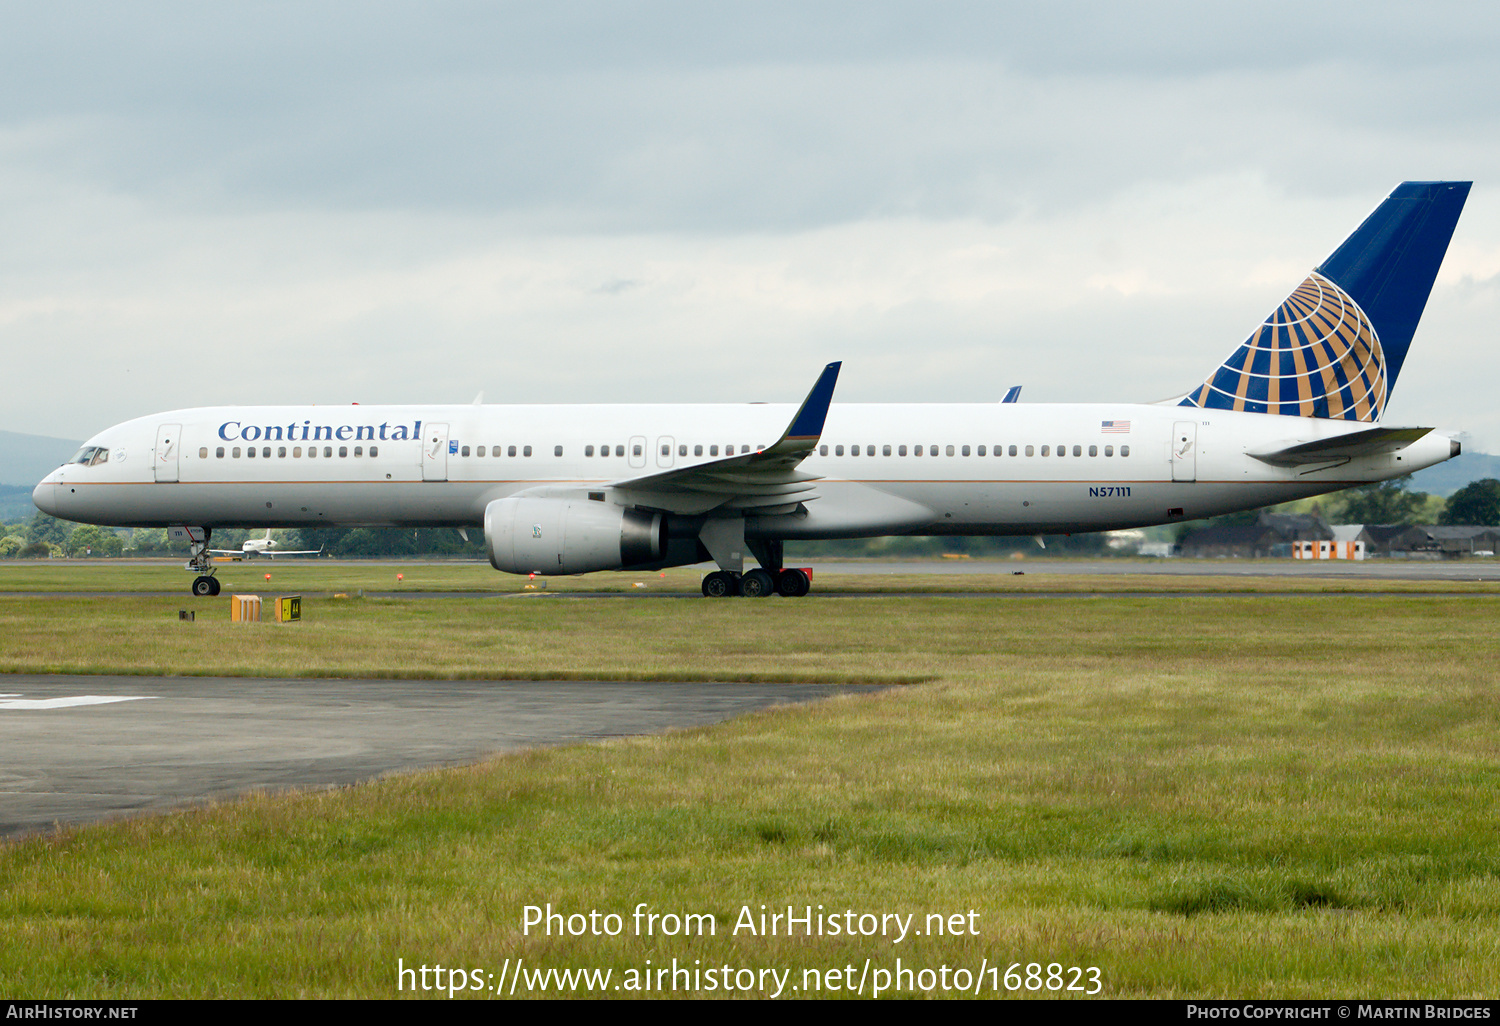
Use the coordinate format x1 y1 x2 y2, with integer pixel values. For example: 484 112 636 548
1002 385 1022 403
783 362 841 442
757 362 841 460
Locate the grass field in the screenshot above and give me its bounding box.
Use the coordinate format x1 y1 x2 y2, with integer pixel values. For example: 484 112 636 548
2 562 1499 998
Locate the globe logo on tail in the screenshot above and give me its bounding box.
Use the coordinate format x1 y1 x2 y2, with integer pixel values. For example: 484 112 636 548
1180 272 1386 422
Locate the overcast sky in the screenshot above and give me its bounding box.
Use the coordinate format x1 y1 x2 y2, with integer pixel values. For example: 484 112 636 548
3 2 1498 447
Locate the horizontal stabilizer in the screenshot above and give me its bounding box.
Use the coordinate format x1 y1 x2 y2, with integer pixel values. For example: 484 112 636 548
1248 426 1432 467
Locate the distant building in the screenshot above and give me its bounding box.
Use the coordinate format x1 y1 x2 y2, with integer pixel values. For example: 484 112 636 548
1397 525 1500 558
1177 511 1333 559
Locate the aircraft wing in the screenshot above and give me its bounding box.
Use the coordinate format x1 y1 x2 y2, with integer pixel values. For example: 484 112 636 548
259 548 322 558
607 362 841 515
1248 426 1433 467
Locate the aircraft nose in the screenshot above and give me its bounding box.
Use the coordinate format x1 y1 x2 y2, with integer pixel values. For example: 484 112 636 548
32 477 58 516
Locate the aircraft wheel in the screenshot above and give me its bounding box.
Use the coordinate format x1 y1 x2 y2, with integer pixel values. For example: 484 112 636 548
776 568 811 597
702 571 739 598
208 577 222 596
740 568 775 598
192 576 215 597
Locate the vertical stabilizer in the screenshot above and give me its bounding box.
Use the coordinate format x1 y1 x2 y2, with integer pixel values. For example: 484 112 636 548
1178 181 1469 421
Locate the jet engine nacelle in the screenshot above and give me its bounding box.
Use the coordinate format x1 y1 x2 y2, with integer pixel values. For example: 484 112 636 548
485 497 664 575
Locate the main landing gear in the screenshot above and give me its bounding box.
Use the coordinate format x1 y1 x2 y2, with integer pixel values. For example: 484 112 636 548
183 526 222 596
701 567 811 599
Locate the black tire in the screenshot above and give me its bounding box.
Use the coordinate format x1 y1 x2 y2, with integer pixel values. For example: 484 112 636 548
702 571 738 598
192 576 214 597
208 576 222 596
740 568 775 598
776 568 810 597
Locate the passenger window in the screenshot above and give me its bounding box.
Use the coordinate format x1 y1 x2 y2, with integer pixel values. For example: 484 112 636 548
233 447 242 458
1073 445 1082 457
216 447 225 458
477 446 485 457
819 445 827 456
1009 445 1018 456
323 446 332 458
711 445 720 456
1104 445 1113 456
307 447 316 458
279 446 288 458
836 445 845 456
508 446 517 457
292 447 301 457
461 445 470 457
524 445 533 457
866 445 874 456
632 444 642 457
977 445 986 456
247 447 256 459
694 445 702 456
678 444 687 457
929 445 937 456
1121 445 1130 457
339 446 348 458
353 446 362 457
1025 445 1033 457
913 445 922 457
198 447 208 459
946 445 955 456
741 445 750 454
899 445 907 456
1088 445 1097 457
1040 446 1049 456
883 445 891 456
370 446 378 457
615 445 624 457
661 444 670 456
585 445 594 457
961 445 970 456
851 445 859 457
555 446 563 456
1056 444 1064 456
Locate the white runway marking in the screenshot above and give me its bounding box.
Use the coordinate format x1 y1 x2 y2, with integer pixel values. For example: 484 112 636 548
0 695 156 710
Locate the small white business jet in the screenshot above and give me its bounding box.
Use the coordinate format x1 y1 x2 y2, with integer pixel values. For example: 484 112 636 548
34 182 1470 597
209 529 321 560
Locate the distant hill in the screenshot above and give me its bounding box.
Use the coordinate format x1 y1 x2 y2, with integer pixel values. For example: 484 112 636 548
0 430 81 488
0 485 39 522
1408 451 1500 497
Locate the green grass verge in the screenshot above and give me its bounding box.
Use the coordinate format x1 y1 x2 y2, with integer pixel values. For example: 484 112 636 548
2 574 1499 997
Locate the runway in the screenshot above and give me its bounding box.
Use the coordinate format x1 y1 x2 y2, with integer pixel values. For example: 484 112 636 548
0 675 881 841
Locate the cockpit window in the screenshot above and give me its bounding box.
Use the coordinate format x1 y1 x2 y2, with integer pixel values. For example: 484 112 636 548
89 449 109 466
70 447 98 465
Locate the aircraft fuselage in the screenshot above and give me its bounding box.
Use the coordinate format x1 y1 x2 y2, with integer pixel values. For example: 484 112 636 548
32 401 1454 539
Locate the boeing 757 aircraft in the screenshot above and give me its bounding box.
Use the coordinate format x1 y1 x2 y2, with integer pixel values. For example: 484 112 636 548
33 181 1471 597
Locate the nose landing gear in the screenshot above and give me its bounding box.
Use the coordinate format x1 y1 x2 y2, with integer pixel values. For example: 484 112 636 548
178 526 221 597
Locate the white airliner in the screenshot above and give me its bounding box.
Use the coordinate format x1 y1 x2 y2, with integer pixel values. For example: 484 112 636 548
33 181 1470 598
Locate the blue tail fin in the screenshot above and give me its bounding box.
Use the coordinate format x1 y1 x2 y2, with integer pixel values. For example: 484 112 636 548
1179 181 1470 421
